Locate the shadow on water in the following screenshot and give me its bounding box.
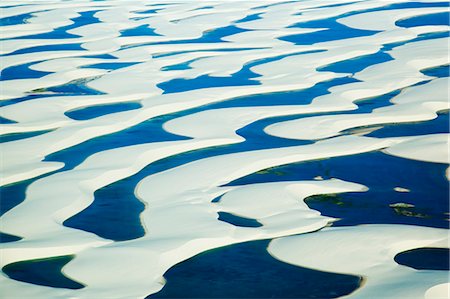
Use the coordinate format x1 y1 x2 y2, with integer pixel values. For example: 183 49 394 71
217 212 263 228
2 255 84 289
148 239 362 298
394 248 450 271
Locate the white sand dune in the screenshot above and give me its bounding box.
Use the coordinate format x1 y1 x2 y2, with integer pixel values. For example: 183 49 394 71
0 0 449 298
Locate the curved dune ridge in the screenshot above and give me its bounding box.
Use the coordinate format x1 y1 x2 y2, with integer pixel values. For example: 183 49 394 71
0 0 449 298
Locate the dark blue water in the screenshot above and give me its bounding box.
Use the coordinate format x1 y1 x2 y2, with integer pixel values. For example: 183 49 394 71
252 1 297 10
1 129 54 143
65 102 142 120
318 51 393 74
0 116 17 124
120 24 160 37
2 255 84 289
149 240 361 298
158 74 260 94
83 53 117 60
367 111 449 138
121 25 248 50
1 78 104 108
44 115 188 172
44 70 353 175
45 78 104 95
394 247 450 270
0 13 33 26
61 88 396 241
158 49 324 93
134 8 163 15
396 12 450 28
204 77 356 108
421 64 450 78
0 172 59 217
2 2 449 296
301 1 360 11
0 232 22 243
229 151 449 229
1 178 33 216
166 26 247 46
217 212 263 228
81 62 139 70
152 47 268 58
0 94 62 108
63 176 147 241
2 43 84 56
7 5 446 242
61 118 307 240
1 61 51 81
382 31 449 52
9 10 100 40
235 13 262 23
283 1 449 45
161 57 201 71
192 6 214 11
283 17 380 45
0 5 30 9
